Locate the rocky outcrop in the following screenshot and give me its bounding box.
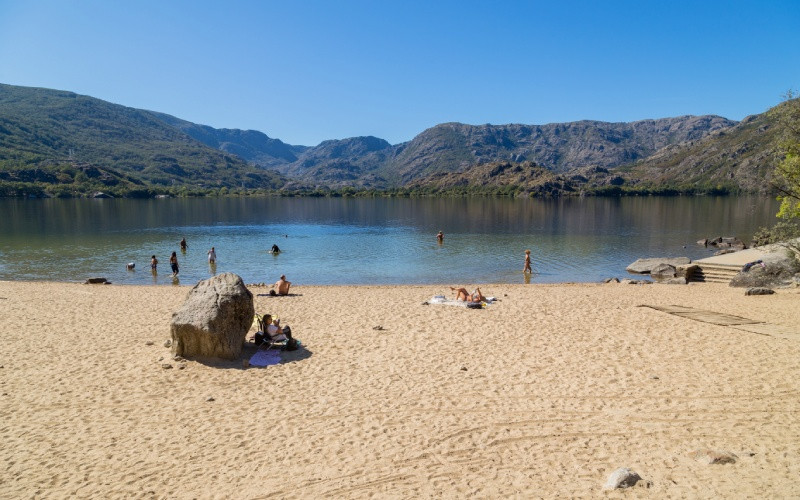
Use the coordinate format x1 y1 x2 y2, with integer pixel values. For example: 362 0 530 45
626 257 691 274
729 253 800 289
170 273 254 360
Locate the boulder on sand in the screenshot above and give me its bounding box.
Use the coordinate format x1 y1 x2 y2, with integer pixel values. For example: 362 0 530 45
170 273 254 360
626 257 691 274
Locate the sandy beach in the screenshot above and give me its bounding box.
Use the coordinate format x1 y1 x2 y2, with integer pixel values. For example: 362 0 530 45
1 279 799 498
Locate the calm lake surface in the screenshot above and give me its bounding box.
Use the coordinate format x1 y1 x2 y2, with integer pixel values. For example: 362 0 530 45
0 196 780 286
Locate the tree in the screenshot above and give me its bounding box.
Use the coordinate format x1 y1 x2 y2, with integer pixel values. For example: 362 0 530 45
774 92 800 220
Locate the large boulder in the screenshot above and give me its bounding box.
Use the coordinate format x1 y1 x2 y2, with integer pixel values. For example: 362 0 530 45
729 252 800 289
626 257 691 274
651 263 677 280
170 273 254 360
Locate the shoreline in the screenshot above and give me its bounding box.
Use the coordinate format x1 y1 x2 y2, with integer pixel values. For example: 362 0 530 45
2 280 799 497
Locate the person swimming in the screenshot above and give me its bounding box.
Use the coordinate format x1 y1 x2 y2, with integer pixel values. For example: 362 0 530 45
270 244 281 253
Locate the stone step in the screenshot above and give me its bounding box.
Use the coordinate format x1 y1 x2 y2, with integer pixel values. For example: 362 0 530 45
688 264 740 284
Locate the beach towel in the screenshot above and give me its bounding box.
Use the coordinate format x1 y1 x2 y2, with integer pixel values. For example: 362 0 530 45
248 349 282 367
426 296 497 308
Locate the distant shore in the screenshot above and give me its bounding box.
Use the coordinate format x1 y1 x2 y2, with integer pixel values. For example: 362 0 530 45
2 280 799 497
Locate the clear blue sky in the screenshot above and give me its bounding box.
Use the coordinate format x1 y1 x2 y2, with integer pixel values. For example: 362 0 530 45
1 0 798 146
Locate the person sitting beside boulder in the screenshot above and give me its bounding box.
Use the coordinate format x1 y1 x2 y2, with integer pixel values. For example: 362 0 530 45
255 314 291 344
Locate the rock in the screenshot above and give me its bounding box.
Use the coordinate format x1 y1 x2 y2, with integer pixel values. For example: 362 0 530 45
730 254 800 289
170 273 254 360
178 365 186 370
708 236 746 250
688 449 737 465
145 341 154 346
676 264 698 280
604 468 642 489
745 287 775 296
626 257 691 274
206 397 215 402
92 191 113 199
460 366 468 371
697 238 708 247
657 277 688 285
84 277 108 284
620 279 652 285
163 339 172 348
714 248 738 256
651 263 677 280
604 277 620 283
161 363 173 369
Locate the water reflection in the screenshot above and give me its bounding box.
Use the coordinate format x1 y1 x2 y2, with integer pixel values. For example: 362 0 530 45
0 196 780 285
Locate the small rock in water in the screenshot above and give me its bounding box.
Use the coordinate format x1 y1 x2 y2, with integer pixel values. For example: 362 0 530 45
604 467 642 489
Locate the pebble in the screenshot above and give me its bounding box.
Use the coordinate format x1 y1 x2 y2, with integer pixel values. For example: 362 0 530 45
372 325 385 331
206 397 215 402
145 341 154 346
173 355 184 362
178 365 186 370
161 363 173 369
604 468 642 489
163 340 172 348
688 449 738 464
460 366 468 371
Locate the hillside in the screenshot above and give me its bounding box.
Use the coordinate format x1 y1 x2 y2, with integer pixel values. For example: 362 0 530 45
620 99 798 193
0 82 790 198
0 84 285 197
173 115 736 187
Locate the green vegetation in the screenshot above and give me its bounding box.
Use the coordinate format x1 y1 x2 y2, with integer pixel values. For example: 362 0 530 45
0 84 284 197
773 94 800 220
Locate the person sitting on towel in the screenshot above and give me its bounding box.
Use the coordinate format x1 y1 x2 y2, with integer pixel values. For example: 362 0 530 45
274 274 292 295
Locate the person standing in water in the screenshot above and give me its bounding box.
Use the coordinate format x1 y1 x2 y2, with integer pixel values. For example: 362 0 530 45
150 255 158 274
523 249 532 274
180 238 188 252
437 231 444 244
170 251 179 277
207 246 216 264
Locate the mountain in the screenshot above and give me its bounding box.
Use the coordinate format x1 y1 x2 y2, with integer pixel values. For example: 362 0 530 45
620 99 797 193
0 84 285 197
174 115 736 188
148 112 307 168
1 82 789 198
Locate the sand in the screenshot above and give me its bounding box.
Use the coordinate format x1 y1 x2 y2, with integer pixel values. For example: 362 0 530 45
1 279 799 498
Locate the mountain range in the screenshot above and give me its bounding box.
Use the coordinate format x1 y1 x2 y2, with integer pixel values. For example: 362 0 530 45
0 82 792 197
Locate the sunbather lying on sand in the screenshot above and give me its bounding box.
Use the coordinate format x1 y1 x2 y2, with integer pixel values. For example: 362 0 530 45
450 286 486 302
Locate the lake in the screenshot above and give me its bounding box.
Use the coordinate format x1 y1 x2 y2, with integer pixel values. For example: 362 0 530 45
0 196 780 286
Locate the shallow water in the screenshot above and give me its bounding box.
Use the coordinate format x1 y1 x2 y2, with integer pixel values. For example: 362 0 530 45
0 196 779 285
